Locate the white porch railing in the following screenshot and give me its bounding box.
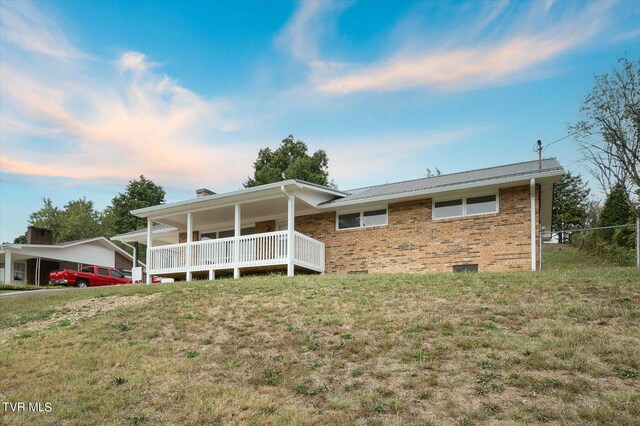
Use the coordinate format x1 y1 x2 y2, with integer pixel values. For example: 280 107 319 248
294 231 325 271
147 230 324 275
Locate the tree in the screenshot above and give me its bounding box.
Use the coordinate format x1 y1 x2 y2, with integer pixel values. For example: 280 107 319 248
426 167 442 177
57 198 103 242
570 57 640 215
103 175 166 236
244 135 334 188
28 198 62 234
552 172 591 243
13 233 27 244
595 183 633 247
28 197 102 243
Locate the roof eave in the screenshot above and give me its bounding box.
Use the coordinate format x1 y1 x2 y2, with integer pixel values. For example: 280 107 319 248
131 180 303 218
130 180 346 219
318 168 563 209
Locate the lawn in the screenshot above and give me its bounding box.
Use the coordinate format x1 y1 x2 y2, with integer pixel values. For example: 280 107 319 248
1 269 638 425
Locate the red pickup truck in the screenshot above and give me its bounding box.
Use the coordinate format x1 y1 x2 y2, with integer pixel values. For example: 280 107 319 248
50 265 132 287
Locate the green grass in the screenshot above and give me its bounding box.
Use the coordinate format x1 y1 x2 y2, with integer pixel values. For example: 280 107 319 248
543 243 637 269
1 269 639 425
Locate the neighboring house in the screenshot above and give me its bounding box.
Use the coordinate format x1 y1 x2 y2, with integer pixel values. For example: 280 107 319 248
112 158 564 283
1 227 137 285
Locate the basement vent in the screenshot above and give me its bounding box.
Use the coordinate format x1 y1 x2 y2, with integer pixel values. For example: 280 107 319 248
453 264 478 273
347 270 369 274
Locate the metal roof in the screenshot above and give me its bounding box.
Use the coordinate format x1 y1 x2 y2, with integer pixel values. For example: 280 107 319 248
111 224 175 239
321 158 563 207
130 179 347 217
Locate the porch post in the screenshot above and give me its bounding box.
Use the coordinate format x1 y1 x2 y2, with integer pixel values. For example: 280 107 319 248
186 212 193 282
234 203 241 279
287 194 295 277
530 178 536 271
146 218 153 285
4 250 12 284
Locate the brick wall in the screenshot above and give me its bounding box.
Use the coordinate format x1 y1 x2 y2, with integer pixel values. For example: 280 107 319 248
26 227 53 245
255 220 276 233
178 231 200 243
114 252 133 271
295 185 540 273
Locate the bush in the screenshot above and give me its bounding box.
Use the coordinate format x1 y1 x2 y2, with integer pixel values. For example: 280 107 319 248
571 233 636 266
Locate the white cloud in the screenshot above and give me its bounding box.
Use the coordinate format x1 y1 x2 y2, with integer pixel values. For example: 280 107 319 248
280 1 614 95
0 4 258 190
0 1 85 60
276 0 350 65
118 52 155 72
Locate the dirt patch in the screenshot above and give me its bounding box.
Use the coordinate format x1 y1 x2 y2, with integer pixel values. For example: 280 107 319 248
0 293 162 346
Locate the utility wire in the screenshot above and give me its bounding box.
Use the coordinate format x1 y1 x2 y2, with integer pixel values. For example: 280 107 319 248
542 129 582 151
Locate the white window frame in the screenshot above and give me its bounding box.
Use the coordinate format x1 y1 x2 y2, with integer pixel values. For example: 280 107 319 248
336 206 388 231
13 261 27 282
200 226 256 240
432 192 499 220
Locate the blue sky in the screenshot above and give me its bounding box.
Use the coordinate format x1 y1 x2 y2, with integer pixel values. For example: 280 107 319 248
1 0 639 242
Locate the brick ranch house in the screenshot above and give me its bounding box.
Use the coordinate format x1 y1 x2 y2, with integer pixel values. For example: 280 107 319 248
1 227 137 285
112 158 564 283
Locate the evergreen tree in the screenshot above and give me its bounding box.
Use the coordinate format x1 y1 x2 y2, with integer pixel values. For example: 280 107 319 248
552 172 591 243
596 183 633 247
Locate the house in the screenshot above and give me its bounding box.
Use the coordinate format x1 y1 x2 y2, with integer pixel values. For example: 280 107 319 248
1 227 137 285
111 158 564 283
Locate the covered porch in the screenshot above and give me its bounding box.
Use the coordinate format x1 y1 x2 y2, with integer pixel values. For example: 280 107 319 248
114 181 338 283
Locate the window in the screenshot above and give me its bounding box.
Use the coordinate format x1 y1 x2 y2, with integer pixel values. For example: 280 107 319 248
98 267 109 276
433 199 463 219
466 195 497 215
433 194 497 219
338 208 388 230
110 269 124 278
453 264 478 273
338 213 360 229
201 227 257 240
13 262 26 282
82 266 94 273
363 209 387 227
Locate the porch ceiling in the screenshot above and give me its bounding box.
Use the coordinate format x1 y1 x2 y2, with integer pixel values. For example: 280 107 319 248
155 196 315 230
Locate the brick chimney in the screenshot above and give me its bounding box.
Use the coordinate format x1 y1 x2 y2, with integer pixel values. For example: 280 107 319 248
196 188 215 198
26 226 53 245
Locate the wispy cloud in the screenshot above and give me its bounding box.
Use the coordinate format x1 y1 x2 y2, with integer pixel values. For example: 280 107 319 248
280 1 615 95
276 1 349 64
0 2 257 189
0 1 84 60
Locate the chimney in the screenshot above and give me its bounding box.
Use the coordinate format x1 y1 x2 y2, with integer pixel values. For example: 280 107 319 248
26 226 53 245
196 188 215 198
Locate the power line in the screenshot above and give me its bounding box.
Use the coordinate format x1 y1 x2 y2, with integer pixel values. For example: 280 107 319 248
542 129 581 151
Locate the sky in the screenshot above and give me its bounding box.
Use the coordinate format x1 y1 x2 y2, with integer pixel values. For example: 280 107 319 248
1 0 639 242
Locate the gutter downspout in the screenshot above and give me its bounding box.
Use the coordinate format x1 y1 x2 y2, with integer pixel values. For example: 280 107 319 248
119 240 137 269
530 178 536 271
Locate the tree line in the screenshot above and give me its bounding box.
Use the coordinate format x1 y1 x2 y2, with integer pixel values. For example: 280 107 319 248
14 175 166 244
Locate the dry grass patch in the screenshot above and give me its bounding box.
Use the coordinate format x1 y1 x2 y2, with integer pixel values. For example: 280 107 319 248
0 269 638 424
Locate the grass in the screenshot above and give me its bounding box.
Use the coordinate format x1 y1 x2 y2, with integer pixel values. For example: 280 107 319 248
0 268 638 425
542 243 636 269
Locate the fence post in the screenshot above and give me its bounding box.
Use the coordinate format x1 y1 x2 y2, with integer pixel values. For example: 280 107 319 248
539 227 543 271
636 216 639 268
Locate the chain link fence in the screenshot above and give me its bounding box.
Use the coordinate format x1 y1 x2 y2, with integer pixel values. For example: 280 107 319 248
541 219 640 270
